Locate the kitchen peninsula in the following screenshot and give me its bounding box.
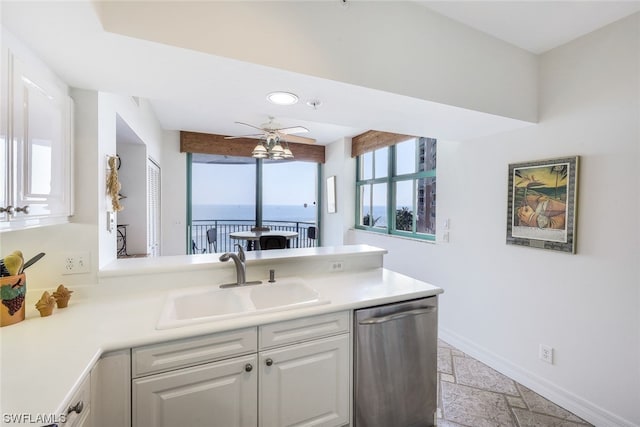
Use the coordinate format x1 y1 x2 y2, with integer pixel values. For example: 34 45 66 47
0 245 443 426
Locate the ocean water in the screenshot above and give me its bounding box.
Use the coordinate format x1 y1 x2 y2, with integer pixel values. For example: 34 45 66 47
193 204 317 223
193 204 390 225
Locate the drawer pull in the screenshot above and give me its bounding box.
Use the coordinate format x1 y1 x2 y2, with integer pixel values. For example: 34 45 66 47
265 358 273 366
0 206 14 215
244 363 253 372
67 400 84 415
15 205 29 214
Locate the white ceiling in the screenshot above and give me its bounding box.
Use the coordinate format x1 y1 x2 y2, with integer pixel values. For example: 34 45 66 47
419 1 640 54
2 1 639 145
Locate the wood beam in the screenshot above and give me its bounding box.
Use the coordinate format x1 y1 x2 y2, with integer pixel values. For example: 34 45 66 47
180 131 325 163
351 130 416 157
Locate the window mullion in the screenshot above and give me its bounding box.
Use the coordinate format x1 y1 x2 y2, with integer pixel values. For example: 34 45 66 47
412 179 417 233
388 145 395 232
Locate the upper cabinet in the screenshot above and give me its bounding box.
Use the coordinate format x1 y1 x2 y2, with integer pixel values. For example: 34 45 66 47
0 46 73 231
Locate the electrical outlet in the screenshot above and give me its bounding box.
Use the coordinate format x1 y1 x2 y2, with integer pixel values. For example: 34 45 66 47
63 252 90 275
539 344 554 364
329 261 344 272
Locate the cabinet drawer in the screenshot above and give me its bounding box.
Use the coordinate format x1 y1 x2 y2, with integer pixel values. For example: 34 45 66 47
259 311 349 349
61 374 90 427
133 327 257 377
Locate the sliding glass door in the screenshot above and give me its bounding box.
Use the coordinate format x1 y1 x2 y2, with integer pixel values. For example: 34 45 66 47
188 154 319 253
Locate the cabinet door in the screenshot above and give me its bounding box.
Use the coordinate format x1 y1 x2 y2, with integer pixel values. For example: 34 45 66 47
260 334 349 427
12 55 71 219
133 354 257 427
91 350 131 427
0 48 9 223
61 374 91 427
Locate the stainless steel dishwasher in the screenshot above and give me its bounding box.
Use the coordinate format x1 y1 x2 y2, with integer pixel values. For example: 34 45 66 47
354 296 438 427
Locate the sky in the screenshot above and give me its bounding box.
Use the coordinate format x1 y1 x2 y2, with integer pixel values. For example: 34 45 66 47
192 161 317 206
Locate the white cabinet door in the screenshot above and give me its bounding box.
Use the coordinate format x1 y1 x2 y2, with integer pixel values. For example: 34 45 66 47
0 47 72 231
259 334 349 427
61 374 91 427
12 54 71 219
0 47 12 223
91 350 131 427
133 354 257 427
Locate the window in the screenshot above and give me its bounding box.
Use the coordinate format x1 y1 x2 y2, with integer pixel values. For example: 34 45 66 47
356 137 436 240
188 154 320 253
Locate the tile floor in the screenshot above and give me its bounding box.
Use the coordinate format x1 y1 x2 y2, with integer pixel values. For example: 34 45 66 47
437 339 593 427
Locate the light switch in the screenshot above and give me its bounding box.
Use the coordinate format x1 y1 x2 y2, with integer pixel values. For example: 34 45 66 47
107 211 116 233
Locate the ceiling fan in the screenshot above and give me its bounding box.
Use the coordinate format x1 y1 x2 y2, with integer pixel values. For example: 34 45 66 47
224 117 316 145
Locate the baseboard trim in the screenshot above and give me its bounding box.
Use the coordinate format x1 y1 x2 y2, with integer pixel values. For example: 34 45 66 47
439 328 637 427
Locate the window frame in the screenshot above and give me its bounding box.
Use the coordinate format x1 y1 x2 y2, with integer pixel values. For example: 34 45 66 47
355 137 436 241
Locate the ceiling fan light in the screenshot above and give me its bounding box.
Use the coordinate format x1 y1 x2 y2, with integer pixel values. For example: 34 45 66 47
252 143 268 158
266 91 298 106
283 148 294 158
270 143 284 154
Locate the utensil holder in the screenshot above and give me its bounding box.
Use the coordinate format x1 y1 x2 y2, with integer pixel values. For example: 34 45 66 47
0 273 26 327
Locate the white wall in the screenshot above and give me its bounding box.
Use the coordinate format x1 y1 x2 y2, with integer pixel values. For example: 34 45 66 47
96 93 165 267
116 142 147 255
321 138 356 246
99 1 537 123
348 14 640 427
160 130 187 256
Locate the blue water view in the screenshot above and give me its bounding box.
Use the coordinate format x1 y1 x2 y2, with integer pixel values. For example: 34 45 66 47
193 204 317 223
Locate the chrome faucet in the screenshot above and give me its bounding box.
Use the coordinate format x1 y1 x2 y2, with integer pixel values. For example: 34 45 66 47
219 244 247 286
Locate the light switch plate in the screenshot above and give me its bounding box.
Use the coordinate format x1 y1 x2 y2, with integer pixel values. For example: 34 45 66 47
107 211 116 233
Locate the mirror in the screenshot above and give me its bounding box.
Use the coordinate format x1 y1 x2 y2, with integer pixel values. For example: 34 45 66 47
327 176 336 214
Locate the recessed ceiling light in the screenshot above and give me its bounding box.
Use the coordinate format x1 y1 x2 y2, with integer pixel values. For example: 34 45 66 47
267 91 299 106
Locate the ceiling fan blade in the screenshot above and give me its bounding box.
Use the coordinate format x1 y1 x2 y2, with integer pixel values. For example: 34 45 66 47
280 133 316 144
235 121 265 132
224 133 263 140
277 126 309 135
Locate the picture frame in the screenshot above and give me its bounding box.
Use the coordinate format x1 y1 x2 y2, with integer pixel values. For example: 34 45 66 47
506 156 579 253
327 175 337 214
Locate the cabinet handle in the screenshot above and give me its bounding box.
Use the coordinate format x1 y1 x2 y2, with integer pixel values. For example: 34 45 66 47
265 358 273 366
67 400 84 415
358 307 437 325
0 206 14 215
244 363 253 372
15 205 29 215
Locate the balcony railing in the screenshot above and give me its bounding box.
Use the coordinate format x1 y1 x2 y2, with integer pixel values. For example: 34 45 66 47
190 219 318 254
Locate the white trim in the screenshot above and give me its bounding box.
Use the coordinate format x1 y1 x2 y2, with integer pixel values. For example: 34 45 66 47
439 327 637 427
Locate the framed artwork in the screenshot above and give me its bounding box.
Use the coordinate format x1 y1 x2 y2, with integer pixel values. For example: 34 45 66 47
506 156 579 253
327 176 337 214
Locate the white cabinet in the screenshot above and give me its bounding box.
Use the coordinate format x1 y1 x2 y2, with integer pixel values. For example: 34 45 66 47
91 350 131 427
0 46 73 231
260 335 350 427
61 373 91 427
133 354 258 427
131 312 351 427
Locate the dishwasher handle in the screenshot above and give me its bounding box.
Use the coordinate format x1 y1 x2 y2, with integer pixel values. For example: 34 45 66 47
358 306 436 325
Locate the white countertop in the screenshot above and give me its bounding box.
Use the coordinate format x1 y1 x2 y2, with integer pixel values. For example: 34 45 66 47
0 266 442 423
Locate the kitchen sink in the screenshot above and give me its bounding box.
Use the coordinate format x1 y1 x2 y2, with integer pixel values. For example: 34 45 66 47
157 278 329 330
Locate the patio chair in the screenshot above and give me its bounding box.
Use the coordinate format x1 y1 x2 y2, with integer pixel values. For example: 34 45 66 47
251 226 270 232
308 226 317 240
259 235 287 250
191 240 205 254
206 228 217 253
